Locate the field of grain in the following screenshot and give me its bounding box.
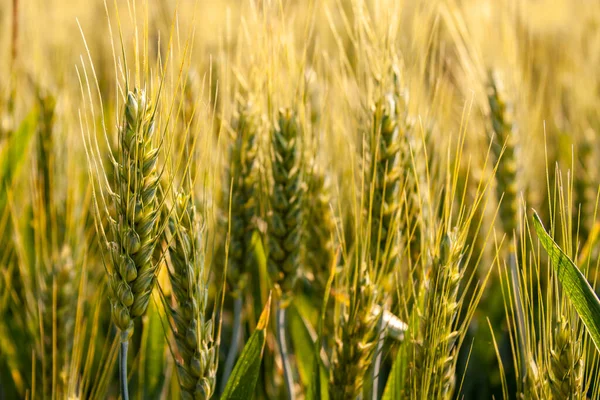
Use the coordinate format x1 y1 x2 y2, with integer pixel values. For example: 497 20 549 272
2 0 600 399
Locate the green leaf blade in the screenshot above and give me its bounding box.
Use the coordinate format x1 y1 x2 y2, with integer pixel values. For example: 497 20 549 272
533 211 600 352
221 293 271 400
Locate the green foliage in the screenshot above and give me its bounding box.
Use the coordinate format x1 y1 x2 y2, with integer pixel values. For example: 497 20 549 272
533 211 600 353
221 295 271 400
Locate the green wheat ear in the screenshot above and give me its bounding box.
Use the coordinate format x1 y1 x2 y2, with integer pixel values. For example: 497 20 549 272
108 88 161 334
548 316 583 399
165 193 217 400
227 101 260 297
487 71 520 240
267 108 303 303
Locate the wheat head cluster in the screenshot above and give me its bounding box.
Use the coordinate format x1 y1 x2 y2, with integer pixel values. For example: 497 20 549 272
3 0 600 399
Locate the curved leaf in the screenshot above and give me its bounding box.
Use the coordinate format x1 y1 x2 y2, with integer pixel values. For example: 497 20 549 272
533 210 600 352
221 293 271 400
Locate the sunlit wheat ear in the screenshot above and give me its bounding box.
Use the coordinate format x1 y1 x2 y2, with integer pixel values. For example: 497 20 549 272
367 90 406 272
267 108 303 303
227 101 260 297
329 80 411 400
548 316 583 398
487 71 520 240
107 88 161 334
164 193 217 400
407 231 463 399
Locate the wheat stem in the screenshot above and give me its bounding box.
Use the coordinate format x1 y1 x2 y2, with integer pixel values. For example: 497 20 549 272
371 314 385 399
220 296 243 393
119 331 129 400
276 305 295 400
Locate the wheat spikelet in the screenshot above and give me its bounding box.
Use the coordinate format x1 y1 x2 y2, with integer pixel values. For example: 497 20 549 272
107 88 160 333
548 317 583 399
165 193 217 400
227 102 260 296
267 108 303 302
407 232 463 399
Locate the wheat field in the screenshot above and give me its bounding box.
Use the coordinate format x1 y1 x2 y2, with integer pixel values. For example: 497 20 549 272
2 0 600 399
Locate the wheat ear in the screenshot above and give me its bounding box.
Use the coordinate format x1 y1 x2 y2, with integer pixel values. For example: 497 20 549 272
548 316 583 399
407 232 463 399
106 89 161 399
268 108 303 301
268 108 304 399
221 101 260 386
165 193 217 400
